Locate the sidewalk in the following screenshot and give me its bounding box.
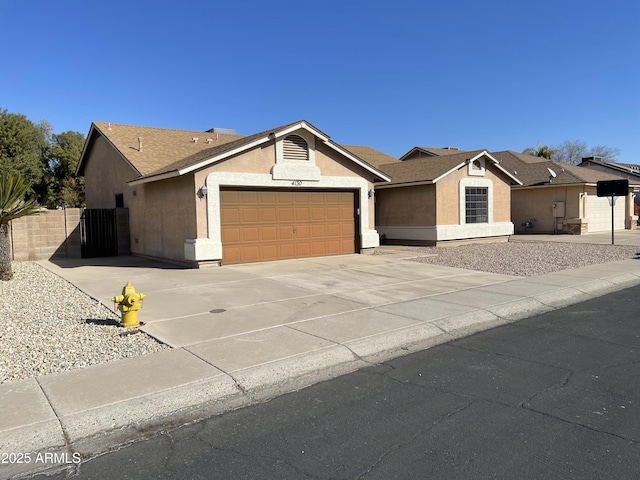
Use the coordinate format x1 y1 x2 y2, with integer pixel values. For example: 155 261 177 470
2 245 640 478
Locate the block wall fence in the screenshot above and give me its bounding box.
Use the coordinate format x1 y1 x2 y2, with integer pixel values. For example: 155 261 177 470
10 208 82 261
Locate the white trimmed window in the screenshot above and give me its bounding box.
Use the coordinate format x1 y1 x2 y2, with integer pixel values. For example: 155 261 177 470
459 178 494 224
465 187 488 223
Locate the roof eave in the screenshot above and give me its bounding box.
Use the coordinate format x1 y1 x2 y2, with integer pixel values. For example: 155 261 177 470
128 120 390 185
77 122 142 179
374 180 435 189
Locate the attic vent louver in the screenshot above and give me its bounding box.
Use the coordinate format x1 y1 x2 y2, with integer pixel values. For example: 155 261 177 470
283 135 308 161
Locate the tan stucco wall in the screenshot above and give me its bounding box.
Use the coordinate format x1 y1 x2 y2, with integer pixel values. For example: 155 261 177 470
375 185 436 226
192 138 380 241
130 175 198 261
83 135 138 209
435 171 460 225
435 165 513 225
511 185 585 233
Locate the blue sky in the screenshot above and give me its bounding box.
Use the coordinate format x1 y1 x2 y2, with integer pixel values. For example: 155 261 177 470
2 0 639 162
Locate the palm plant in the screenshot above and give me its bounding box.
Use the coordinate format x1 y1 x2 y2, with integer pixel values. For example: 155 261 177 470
0 172 41 280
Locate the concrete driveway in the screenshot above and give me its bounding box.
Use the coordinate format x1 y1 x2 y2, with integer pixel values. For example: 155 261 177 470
44 251 517 348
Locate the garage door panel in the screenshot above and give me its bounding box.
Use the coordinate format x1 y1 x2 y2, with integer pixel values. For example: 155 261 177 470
221 208 240 224
326 207 340 220
311 241 327 255
311 224 325 238
260 191 277 203
341 223 355 236
311 207 326 221
295 207 310 221
296 243 311 257
241 227 260 243
224 246 242 264
220 190 240 204
279 243 295 258
340 206 353 219
295 225 310 239
221 189 355 264
222 227 241 243
278 208 294 222
240 191 259 203
260 244 279 261
279 225 294 240
261 226 278 241
326 224 341 237
241 208 259 223
260 207 277 222
277 192 293 204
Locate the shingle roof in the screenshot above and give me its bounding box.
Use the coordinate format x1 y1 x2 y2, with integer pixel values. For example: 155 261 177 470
398 146 466 161
89 122 244 177
416 147 466 156
492 151 634 186
341 145 400 168
378 150 487 185
78 120 390 184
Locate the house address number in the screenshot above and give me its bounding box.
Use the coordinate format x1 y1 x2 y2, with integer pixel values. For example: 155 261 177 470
291 180 302 186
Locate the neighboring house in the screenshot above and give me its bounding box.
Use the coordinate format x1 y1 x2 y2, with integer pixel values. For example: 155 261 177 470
373 150 521 245
399 146 465 161
578 156 640 208
492 151 638 234
76 120 389 266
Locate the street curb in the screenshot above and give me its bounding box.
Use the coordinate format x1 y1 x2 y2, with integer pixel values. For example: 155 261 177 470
4 271 640 478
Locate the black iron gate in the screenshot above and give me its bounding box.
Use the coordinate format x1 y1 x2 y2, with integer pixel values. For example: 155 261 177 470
80 209 118 258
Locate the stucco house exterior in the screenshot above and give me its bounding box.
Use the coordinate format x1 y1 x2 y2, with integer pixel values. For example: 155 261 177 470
578 156 640 210
76 120 389 266
492 151 638 234
373 150 521 245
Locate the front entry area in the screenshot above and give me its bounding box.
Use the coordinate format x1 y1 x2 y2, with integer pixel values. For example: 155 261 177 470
220 189 356 264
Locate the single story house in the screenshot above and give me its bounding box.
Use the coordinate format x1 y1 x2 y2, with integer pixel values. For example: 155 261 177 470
578 156 640 209
373 150 522 245
492 151 638 234
76 120 390 266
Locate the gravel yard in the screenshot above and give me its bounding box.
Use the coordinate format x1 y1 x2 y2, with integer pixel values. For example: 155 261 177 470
401 241 640 276
0 262 168 384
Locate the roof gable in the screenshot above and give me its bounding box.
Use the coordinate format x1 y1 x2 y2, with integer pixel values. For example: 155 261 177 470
77 120 390 184
399 146 466 161
377 150 521 187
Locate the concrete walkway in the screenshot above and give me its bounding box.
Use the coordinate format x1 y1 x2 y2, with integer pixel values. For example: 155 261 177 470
3 240 640 478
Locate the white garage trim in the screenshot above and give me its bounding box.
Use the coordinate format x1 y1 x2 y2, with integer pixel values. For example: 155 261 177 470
184 172 379 261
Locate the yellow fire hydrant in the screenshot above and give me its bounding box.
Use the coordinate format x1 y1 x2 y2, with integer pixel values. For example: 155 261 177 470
112 282 146 328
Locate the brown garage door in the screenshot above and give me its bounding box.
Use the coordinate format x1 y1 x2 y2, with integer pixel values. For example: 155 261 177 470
221 189 356 265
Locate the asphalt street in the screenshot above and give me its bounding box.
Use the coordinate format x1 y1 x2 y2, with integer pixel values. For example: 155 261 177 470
31 284 640 480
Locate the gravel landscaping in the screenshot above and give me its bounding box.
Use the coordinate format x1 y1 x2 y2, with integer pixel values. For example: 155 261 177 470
400 241 640 276
0 262 169 384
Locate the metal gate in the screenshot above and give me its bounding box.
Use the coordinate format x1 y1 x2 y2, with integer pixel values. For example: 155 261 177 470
80 209 118 258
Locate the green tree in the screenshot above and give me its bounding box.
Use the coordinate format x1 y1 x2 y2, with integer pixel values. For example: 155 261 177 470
45 131 86 207
0 110 50 189
0 172 41 280
523 143 555 159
